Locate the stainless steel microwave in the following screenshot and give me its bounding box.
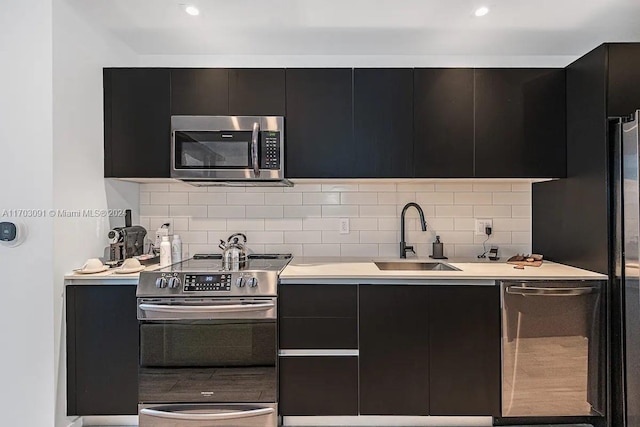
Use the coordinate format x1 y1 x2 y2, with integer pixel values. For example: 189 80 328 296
171 116 285 183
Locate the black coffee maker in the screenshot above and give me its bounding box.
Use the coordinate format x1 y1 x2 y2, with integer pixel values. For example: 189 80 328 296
107 210 146 264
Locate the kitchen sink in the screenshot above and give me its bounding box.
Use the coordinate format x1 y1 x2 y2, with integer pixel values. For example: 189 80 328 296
374 261 461 271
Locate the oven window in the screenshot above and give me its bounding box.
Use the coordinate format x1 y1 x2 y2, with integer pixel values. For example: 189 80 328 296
175 131 252 169
140 319 275 367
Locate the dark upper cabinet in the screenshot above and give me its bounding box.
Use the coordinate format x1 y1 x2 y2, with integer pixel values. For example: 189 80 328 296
170 68 229 115
607 44 640 117
66 285 138 415
228 69 286 116
428 285 501 416
104 68 170 178
414 68 475 178
285 68 354 178
474 68 566 178
359 285 430 415
353 68 414 177
279 356 358 416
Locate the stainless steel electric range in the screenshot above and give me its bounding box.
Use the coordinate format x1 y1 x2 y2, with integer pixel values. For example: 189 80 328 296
136 254 291 427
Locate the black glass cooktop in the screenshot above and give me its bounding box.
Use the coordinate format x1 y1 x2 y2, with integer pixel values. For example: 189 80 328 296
157 253 292 273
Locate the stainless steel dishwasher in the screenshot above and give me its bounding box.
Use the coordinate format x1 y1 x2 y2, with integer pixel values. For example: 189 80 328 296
501 280 605 417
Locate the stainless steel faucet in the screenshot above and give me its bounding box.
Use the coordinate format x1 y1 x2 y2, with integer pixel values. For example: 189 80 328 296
400 202 428 258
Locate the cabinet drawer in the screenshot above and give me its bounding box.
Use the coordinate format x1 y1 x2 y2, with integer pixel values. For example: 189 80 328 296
279 284 357 317
279 356 358 415
279 317 357 349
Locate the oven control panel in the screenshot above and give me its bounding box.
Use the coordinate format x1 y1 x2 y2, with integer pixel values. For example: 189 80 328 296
184 274 232 292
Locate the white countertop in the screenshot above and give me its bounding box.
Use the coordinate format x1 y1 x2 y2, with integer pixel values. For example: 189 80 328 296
64 263 161 283
279 257 607 283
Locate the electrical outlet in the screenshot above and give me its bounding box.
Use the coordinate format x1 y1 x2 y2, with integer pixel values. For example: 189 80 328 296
339 218 350 234
475 218 493 236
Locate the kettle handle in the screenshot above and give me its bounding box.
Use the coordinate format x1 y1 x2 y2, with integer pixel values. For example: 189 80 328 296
218 239 227 250
227 233 247 244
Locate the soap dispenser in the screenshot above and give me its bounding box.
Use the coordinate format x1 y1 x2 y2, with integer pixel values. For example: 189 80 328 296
430 235 446 259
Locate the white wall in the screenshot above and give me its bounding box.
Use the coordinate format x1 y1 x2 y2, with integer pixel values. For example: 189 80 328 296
140 180 532 260
52 1 139 425
0 1 55 426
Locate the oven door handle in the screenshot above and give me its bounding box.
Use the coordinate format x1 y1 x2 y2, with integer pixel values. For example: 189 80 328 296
506 285 596 296
140 406 274 421
252 121 260 177
139 302 274 314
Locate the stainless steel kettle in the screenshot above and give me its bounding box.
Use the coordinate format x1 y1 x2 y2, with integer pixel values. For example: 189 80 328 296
219 233 248 270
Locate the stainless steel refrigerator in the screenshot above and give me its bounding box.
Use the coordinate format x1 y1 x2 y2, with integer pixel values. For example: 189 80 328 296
612 110 640 427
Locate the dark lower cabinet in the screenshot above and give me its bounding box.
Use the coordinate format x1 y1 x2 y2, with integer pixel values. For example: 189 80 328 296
359 285 430 415
428 285 501 416
104 68 170 178
279 356 358 415
66 285 138 415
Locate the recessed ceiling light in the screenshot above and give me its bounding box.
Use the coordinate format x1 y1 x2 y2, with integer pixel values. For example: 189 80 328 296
474 6 490 17
184 5 200 16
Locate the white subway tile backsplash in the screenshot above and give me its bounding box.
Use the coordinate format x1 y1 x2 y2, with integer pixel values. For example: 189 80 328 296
322 230 360 244
358 205 395 217
341 192 378 205
511 205 531 218
341 244 379 257
189 192 226 205
360 230 397 244
474 205 512 218
189 218 227 231
284 205 322 218
170 205 207 217
493 192 530 205
248 231 284 244
436 183 472 192
285 231 322 244
227 193 264 205
209 205 245 218
511 183 531 192
285 183 322 192
322 184 359 192
140 205 169 217
246 206 284 219
141 183 170 192
141 179 532 257
472 183 512 192
303 192 340 205
454 192 492 205
397 183 434 192
151 192 188 205
304 244 341 257
227 219 265 231
265 219 303 231
416 192 454 205
303 218 339 230
265 193 302 205
322 205 359 217
350 218 379 231
435 205 474 217
359 183 396 192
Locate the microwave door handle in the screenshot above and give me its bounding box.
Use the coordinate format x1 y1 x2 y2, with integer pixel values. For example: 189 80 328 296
506 285 596 296
140 406 274 421
252 122 260 177
139 302 274 314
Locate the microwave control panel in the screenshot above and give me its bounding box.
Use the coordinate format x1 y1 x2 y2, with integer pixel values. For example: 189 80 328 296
260 131 281 169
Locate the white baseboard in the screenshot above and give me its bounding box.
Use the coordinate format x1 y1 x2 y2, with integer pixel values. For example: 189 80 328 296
282 415 493 426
